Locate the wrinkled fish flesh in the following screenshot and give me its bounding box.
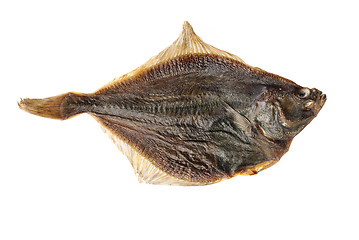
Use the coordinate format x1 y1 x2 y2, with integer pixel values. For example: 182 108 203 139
19 22 326 186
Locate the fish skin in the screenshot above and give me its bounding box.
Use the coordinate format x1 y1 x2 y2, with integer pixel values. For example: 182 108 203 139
19 22 326 185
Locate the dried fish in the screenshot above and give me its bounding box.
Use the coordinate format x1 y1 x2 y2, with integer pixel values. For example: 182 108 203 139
19 22 326 185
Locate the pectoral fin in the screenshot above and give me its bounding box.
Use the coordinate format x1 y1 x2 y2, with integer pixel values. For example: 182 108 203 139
223 102 254 137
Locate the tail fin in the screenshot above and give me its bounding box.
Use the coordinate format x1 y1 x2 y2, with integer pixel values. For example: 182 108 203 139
18 92 85 120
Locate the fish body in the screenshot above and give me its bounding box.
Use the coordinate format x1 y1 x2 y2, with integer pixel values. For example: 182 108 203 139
19 22 326 185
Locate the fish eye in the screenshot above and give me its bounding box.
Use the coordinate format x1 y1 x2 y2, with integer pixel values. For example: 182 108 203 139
297 88 310 99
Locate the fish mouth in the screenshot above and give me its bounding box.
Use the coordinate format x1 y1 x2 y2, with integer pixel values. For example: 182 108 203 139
313 92 326 115
319 93 327 107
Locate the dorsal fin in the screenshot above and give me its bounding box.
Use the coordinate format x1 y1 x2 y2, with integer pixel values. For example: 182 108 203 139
98 21 247 91
152 21 246 64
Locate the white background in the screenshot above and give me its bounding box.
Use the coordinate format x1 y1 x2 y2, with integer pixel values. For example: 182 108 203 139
1 0 358 239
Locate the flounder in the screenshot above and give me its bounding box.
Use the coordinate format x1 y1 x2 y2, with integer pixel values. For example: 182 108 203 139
19 22 326 186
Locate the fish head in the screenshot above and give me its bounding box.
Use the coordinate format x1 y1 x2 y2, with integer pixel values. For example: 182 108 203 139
251 85 326 141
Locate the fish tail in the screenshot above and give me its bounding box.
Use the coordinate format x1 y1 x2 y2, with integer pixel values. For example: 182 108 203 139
18 92 87 120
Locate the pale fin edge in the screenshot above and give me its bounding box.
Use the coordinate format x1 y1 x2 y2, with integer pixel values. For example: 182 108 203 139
235 160 279 176
92 116 217 186
98 21 247 91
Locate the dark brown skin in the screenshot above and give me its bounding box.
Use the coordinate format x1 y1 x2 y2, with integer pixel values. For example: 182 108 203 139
19 54 326 184
19 22 326 185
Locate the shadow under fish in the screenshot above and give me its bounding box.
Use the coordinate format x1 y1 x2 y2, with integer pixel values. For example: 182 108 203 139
19 21 326 186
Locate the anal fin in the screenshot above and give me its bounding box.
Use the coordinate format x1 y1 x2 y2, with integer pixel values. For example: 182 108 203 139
93 115 215 186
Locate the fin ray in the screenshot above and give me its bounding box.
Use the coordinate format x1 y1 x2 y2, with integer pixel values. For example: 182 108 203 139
98 21 246 91
93 115 213 186
18 93 84 120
